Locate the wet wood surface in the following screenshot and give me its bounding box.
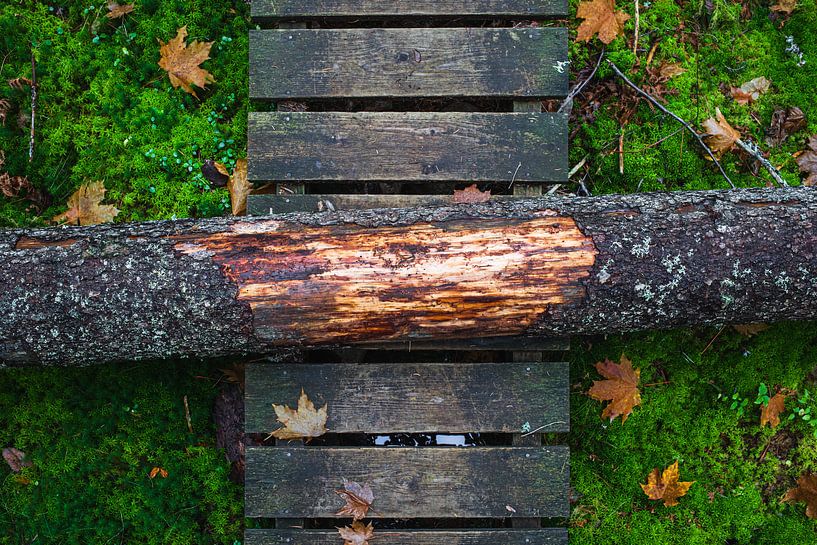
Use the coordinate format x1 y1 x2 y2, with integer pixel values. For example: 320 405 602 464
245 446 569 518
250 28 568 99
245 529 567 545
245 361 569 434
252 0 568 18
248 112 567 183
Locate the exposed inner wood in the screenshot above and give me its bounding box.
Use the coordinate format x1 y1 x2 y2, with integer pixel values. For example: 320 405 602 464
172 215 596 344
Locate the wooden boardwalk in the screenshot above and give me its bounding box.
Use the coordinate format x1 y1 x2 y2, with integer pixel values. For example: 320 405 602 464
245 3 571 543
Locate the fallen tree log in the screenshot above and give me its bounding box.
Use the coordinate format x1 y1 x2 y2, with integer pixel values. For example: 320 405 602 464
1 188 815 367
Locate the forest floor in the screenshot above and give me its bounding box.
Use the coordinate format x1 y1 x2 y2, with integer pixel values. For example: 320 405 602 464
1 0 816 544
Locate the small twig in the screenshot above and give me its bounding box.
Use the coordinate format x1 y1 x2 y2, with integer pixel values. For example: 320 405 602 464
633 0 640 56
735 138 788 187
507 161 522 189
618 127 626 174
607 60 736 189
29 50 36 163
644 381 671 387
521 421 568 437
700 325 726 356
558 47 606 115
183 395 193 433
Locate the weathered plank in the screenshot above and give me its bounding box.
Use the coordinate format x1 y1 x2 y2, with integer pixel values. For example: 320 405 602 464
249 28 568 99
248 112 567 183
252 0 568 19
355 336 570 352
245 362 569 434
246 194 522 215
245 446 569 518
245 529 568 545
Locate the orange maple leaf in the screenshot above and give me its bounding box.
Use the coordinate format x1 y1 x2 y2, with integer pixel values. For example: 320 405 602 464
760 392 787 428
337 521 375 545
106 1 134 19
588 354 642 423
784 473 817 519
701 108 741 157
52 181 119 226
226 158 251 215
268 389 328 441
640 461 694 507
452 184 491 204
576 0 631 44
158 26 215 98
336 480 374 520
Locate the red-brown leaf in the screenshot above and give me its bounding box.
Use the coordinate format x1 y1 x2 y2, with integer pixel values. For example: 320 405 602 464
588 354 642 423
336 480 374 520
784 473 817 519
452 184 491 204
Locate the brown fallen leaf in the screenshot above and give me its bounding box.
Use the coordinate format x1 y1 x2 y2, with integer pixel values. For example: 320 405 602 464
337 521 375 545
149 467 169 479
784 473 817 519
771 0 797 15
732 324 769 337
730 76 771 105
760 392 787 428
52 181 119 226
219 362 245 391
227 158 251 215
2 447 33 473
588 354 641 423
0 98 11 126
796 135 817 187
452 184 491 204
702 108 741 157
658 63 686 80
336 480 374 520
641 461 695 507
106 1 134 19
158 26 215 98
576 0 631 45
8 77 32 91
269 388 328 441
766 107 806 148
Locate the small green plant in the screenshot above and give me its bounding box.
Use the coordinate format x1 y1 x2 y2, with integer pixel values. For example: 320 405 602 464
787 388 817 437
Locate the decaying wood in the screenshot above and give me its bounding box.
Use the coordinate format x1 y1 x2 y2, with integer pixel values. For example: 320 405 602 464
245 529 567 545
245 361 569 434
1 188 816 367
245 446 569 518
248 112 568 183
252 0 568 18
250 28 568 99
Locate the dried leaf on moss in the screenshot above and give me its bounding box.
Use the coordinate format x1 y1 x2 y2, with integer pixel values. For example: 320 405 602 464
784 473 817 519
158 26 215 98
641 461 694 507
760 392 787 428
576 0 630 44
732 324 769 337
106 1 134 19
588 355 642 423
2 447 32 473
730 76 771 105
52 181 119 225
149 467 168 479
796 136 817 187
702 108 740 157
227 158 251 215
771 0 797 15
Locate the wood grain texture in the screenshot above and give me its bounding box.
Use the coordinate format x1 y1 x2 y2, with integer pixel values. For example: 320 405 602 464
249 28 568 99
355 336 570 351
245 529 567 545
252 0 568 18
248 112 567 183
245 361 569 434
174 215 596 345
245 446 569 518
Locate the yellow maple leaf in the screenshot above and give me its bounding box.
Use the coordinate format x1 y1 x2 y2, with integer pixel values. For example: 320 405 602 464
158 26 215 98
588 354 642 423
641 461 695 507
576 0 631 44
269 389 328 441
226 158 251 215
52 181 119 226
337 521 375 545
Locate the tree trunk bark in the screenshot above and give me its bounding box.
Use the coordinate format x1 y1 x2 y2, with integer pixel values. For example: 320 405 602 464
1 188 815 367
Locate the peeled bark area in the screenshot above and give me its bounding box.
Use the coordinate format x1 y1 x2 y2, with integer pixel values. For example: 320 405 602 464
1 188 815 367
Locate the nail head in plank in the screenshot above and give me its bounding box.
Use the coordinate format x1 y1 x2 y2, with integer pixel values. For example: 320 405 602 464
245 361 569 434
250 28 568 99
245 529 568 545
248 112 568 182
245 446 569 519
252 0 568 19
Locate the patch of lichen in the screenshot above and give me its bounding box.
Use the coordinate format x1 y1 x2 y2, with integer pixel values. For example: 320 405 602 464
0 0 250 227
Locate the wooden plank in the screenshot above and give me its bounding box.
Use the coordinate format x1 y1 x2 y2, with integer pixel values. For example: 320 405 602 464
245 361 569 434
249 28 568 99
245 529 568 545
252 0 568 19
248 112 567 182
355 336 571 352
246 194 507 215
245 446 569 518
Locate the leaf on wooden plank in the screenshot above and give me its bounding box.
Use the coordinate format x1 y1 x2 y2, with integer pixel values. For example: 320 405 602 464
336 480 374 520
158 26 215 98
771 0 797 14
760 392 787 428
730 76 771 105
2 447 33 473
149 466 169 479
732 323 769 337
228 158 251 215
52 181 119 226
576 0 631 45
766 107 806 148
337 521 375 545
784 473 817 519
106 1 134 19
796 135 817 187
588 354 641 423
269 388 328 441
702 108 741 157
452 184 491 204
641 461 694 507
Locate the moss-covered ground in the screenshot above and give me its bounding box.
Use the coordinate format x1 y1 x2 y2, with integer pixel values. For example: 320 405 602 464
1 0 816 543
